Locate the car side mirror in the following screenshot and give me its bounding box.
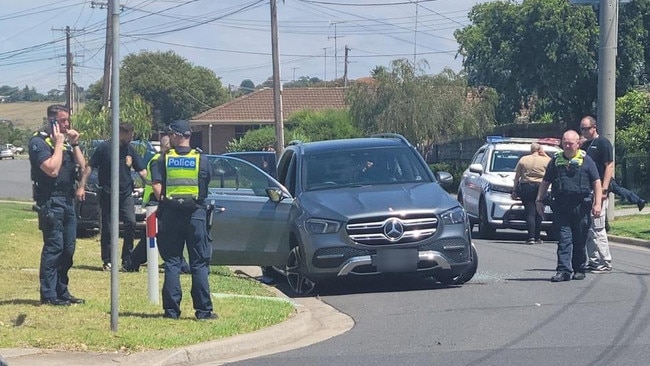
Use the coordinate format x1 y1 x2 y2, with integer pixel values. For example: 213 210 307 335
266 187 287 203
468 163 484 175
435 171 453 188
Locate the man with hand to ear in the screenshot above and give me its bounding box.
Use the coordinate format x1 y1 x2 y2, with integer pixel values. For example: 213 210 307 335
29 104 87 306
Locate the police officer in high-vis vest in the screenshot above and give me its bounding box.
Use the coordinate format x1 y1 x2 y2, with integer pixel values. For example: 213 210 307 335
29 104 88 306
122 135 190 273
151 120 216 320
535 129 602 283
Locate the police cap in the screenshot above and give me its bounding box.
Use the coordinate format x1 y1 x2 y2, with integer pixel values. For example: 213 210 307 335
168 120 192 137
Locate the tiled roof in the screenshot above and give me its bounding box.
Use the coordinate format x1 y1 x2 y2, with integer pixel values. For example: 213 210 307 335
191 87 347 124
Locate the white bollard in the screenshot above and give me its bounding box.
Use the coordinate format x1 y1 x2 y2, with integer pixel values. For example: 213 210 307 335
145 205 159 304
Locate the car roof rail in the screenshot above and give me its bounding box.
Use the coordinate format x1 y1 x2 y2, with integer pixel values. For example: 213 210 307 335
370 133 411 146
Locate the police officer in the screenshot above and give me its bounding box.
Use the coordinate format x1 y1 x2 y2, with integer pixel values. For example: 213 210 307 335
151 120 216 320
535 130 602 282
29 104 87 305
122 135 190 273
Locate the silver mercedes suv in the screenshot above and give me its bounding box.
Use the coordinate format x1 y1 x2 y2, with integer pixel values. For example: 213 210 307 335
207 134 477 295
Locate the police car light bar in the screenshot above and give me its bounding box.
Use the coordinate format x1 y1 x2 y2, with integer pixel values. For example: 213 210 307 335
486 136 560 146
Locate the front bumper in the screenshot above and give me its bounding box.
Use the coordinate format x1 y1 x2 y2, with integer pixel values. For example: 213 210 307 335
486 192 553 229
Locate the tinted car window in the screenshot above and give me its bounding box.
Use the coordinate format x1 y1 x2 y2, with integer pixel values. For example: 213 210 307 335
304 146 431 191
207 156 272 196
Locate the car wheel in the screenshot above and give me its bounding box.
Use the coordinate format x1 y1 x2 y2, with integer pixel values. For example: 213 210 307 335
286 246 315 295
435 243 478 286
477 199 496 239
260 265 284 283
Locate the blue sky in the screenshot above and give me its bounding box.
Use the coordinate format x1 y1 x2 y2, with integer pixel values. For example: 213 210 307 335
0 0 487 95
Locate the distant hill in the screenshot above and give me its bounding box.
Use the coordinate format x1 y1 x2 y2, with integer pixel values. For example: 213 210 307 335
0 102 85 131
0 102 51 131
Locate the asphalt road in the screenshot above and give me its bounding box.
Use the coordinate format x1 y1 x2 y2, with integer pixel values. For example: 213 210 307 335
0 156 32 201
218 231 650 366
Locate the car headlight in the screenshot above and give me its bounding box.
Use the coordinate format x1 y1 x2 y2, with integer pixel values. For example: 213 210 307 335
441 207 466 225
305 218 341 234
488 182 512 194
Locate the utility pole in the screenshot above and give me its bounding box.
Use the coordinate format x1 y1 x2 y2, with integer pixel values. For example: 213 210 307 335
65 26 74 114
270 0 284 156
53 26 80 115
292 67 300 82
92 1 112 109
597 0 617 221
570 0 627 220
109 0 121 333
329 21 344 82
322 47 329 84
343 46 350 88
413 1 419 66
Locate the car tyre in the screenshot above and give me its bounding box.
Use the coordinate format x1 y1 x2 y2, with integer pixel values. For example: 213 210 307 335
477 199 496 239
260 265 284 283
435 243 478 286
286 246 315 295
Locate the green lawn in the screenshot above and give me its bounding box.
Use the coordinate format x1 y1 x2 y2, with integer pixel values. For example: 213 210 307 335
0 202 293 352
609 213 650 241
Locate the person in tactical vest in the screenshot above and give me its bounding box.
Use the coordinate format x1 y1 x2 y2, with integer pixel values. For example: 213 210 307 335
84 123 147 271
151 120 217 320
121 134 190 273
29 104 88 306
535 130 602 282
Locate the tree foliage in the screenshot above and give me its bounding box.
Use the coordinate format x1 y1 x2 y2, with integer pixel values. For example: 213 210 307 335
615 89 650 153
455 0 650 127
455 0 600 126
287 109 360 141
226 109 357 152
73 95 153 150
225 126 309 152
120 50 228 130
346 59 496 146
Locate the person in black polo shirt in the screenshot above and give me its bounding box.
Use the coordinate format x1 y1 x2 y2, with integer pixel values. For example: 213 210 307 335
29 104 87 305
83 123 147 271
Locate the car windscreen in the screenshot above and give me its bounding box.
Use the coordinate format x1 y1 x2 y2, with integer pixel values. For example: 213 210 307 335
303 146 432 191
490 150 528 172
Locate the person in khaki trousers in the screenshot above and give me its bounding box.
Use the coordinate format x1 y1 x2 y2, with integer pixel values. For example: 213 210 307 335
512 142 550 245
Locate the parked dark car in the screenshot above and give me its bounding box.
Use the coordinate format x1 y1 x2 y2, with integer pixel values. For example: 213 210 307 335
206 134 478 295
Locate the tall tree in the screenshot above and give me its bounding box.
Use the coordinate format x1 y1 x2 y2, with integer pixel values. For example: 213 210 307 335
346 60 496 146
456 0 650 127
120 50 228 130
239 79 255 95
455 0 599 126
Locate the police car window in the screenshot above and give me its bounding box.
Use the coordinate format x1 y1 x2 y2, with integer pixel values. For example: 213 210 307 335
490 150 527 172
472 149 486 165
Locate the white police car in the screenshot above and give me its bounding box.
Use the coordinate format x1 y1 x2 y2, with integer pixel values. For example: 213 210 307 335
458 136 560 239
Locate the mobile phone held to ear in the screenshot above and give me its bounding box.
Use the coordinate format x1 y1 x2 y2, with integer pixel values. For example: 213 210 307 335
49 118 58 133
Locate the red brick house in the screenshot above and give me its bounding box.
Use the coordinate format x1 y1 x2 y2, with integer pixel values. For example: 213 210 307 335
189 87 347 154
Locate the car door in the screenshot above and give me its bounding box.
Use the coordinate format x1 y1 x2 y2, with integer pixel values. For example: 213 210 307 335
206 155 292 267
461 147 487 216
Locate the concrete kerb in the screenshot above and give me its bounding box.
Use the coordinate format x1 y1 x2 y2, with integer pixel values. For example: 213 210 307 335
140 265 356 366
0 266 354 366
609 235 650 249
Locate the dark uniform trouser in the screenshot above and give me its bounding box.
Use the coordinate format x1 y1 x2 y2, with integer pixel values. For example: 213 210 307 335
157 205 212 319
99 191 136 264
38 196 77 300
554 202 591 274
127 202 190 273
